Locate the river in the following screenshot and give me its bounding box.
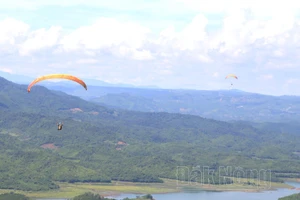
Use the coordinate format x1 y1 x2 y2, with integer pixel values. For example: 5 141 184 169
36 182 300 200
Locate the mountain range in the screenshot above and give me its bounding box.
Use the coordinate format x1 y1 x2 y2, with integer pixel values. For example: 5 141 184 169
37 82 300 123
0 76 299 191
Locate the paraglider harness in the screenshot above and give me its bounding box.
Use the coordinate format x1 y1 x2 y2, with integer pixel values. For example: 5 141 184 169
57 122 63 130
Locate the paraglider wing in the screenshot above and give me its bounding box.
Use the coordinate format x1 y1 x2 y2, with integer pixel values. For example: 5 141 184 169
225 74 238 88
27 74 87 92
225 74 238 79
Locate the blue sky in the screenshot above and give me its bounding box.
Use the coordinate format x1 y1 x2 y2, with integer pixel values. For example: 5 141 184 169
0 0 300 95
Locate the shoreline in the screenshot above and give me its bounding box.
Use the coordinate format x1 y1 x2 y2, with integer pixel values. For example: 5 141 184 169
87 179 300 198
102 183 300 199
101 187 292 198
0 178 298 199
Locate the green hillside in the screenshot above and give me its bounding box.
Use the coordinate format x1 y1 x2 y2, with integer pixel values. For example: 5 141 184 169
278 192 300 200
43 82 300 123
0 77 299 191
65 87 300 123
0 193 30 200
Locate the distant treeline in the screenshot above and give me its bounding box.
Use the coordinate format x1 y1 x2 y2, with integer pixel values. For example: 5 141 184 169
0 192 154 200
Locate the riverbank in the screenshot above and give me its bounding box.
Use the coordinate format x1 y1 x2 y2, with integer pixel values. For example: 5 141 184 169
0 178 296 199
283 178 300 183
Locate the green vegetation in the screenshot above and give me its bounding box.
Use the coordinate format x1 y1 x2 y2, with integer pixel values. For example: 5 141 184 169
0 192 154 200
68 86 300 123
123 194 154 200
72 192 113 200
278 192 300 200
0 77 299 191
0 180 179 198
0 192 30 200
60 192 153 200
0 179 293 199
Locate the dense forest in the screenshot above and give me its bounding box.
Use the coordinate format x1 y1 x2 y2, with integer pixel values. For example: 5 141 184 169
72 192 114 200
278 192 300 200
43 82 300 123
0 193 30 200
0 192 154 200
0 77 299 191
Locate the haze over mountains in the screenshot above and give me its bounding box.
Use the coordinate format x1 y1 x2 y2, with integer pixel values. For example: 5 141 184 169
0 71 159 89
5 71 300 124
36 79 300 123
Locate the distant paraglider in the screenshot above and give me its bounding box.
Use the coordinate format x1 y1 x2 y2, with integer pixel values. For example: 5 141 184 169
225 74 238 79
225 74 238 88
57 122 63 131
27 74 87 92
27 74 87 130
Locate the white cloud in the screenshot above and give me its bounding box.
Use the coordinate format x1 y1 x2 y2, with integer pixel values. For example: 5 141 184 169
116 46 153 60
286 78 299 84
59 17 152 60
75 59 98 64
212 72 219 78
1 10 299 62
0 18 29 46
273 50 284 57
156 14 208 51
0 2 300 95
259 74 273 80
264 61 297 70
0 67 13 73
19 26 62 55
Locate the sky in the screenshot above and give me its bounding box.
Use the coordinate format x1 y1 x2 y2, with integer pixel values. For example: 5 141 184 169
0 0 300 96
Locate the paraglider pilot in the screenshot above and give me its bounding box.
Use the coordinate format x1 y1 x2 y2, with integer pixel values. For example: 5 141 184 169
57 122 63 130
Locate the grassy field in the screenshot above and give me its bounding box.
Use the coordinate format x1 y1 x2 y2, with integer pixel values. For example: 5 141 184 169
0 178 295 199
165 178 293 192
0 181 178 199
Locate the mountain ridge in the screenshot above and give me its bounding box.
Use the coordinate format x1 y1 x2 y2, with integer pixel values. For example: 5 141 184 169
0 76 299 191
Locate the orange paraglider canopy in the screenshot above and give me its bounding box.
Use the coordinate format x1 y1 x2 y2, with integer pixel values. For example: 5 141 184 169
27 74 87 92
225 74 238 79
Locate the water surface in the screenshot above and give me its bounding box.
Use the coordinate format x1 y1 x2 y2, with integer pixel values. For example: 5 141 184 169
108 182 300 200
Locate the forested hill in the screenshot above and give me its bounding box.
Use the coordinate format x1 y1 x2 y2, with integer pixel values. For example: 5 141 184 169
46 84 300 123
0 77 106 114
0 76 299 191
278 192 300 200
89 89 300 123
